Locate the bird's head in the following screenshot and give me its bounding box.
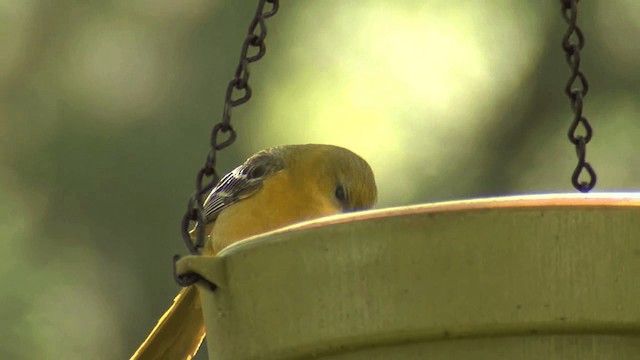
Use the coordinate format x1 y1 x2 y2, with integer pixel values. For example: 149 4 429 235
278 144 377 212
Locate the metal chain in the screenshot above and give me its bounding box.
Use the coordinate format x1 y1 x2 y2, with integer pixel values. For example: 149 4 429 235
560 0 596 192
174 0 280 288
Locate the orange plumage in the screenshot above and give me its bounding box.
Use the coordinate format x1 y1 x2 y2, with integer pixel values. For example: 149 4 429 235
131 144 377 360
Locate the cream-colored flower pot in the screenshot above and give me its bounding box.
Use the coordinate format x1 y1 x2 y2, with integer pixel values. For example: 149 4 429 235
177 193 640 360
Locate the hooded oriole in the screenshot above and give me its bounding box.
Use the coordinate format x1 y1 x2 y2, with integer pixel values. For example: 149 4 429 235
131 144 377 360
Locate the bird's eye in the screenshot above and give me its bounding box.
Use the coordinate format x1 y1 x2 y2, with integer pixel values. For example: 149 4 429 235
334 184 347 203
248 164 266 179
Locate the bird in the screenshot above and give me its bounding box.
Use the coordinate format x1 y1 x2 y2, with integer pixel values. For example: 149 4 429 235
131 144 377 360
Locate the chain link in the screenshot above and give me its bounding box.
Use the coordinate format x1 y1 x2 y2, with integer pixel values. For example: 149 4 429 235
560 0 596 192
174 0 280 288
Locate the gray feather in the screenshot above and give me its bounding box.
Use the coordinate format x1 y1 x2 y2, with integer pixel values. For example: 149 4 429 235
203 152 284 222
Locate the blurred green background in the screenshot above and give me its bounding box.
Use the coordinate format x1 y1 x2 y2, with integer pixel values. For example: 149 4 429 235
1 1 638 359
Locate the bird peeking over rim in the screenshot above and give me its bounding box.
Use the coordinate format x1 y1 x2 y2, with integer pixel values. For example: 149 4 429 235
131 144 377 360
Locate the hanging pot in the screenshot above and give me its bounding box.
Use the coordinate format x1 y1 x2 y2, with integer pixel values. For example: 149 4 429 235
177 193 640 360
